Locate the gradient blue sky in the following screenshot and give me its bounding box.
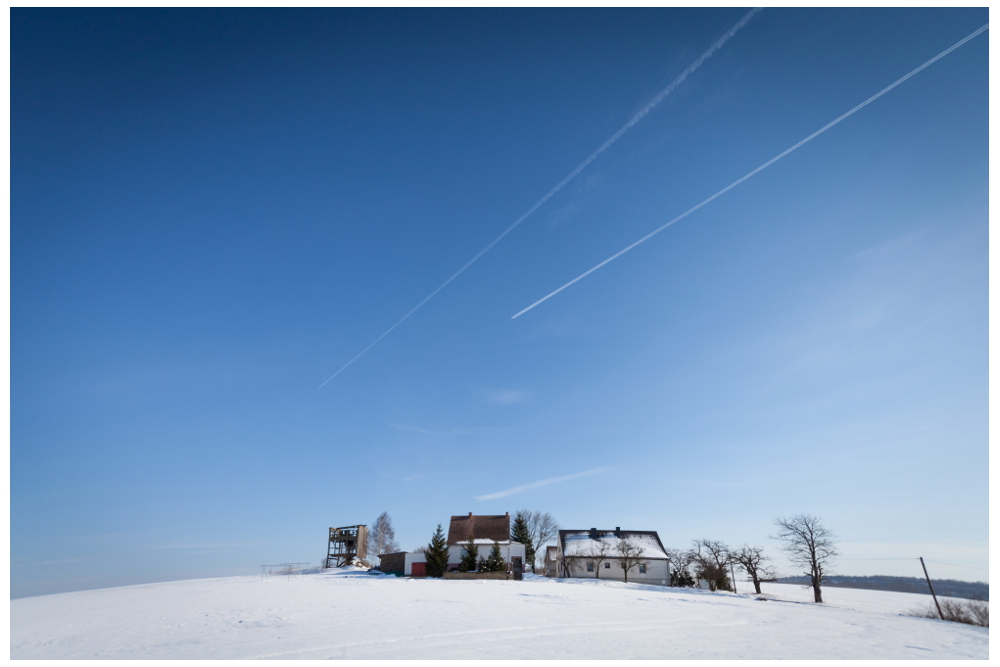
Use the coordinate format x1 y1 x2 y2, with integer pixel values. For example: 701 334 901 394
12 8 988 598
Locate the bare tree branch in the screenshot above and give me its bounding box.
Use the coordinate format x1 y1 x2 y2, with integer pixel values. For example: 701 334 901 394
690 539 733 592
664 547 696 587
370 512 399 564
586 539 613 579
772 514 838 603
616 539 649 583
731 544 775 595
516 509 559 572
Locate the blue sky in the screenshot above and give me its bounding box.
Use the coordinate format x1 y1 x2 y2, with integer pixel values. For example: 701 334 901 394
11 8 988 598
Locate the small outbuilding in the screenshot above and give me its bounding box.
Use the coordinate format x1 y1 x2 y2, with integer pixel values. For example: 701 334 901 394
544 545 559 577
377 551 406 576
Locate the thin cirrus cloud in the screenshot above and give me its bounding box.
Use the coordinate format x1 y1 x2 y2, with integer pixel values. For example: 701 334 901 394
487 389 533 405
12 558 84 568
476 467 611 501
147 542 273 551
390 424 486 436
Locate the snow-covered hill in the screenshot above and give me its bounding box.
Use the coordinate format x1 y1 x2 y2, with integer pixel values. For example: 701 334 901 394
10 569 988 659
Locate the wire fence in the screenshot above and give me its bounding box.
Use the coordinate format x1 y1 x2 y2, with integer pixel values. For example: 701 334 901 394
259 563 312 580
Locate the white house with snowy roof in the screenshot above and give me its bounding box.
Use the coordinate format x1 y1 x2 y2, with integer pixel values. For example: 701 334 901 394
390 512 527 576
557 528 671 585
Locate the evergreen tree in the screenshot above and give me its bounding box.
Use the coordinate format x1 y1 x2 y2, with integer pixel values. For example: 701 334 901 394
486 542 506 572
424 524 449 578
670 567 695 588
459 535 479 572
511 512 535 568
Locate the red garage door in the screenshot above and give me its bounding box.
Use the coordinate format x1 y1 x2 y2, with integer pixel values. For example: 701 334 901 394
411 562 426 577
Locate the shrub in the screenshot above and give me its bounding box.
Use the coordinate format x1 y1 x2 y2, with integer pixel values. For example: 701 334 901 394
671 568 695 588
910 598 989 627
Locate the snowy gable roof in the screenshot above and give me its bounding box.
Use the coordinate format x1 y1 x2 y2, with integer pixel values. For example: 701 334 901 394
456 539 512 545
560 530 668 559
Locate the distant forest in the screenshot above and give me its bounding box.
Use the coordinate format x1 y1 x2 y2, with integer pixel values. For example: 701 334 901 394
776 575 988 601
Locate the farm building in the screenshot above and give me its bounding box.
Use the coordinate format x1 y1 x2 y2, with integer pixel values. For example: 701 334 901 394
544 546 559 577
557 528 671 585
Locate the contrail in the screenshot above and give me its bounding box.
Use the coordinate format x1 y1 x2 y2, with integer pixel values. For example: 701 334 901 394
511 23 989 320
319 9 763 387
475 467 610 501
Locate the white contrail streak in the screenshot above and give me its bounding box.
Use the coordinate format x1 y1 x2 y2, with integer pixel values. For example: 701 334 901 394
475 467 610 501
511 24 989 320
319 9 763 388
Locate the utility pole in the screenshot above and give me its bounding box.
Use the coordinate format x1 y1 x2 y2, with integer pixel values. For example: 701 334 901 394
730 561 738 594
919 557 944 620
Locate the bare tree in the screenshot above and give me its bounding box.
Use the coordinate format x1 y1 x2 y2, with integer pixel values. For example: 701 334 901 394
530 512 559 572
664 548 696 587
561 555 582 578
516 509 559 572
616 539 649 584
731 544 775 594
773 514 837 603
370 512 400 562
583 539 613 579
691 539 733 592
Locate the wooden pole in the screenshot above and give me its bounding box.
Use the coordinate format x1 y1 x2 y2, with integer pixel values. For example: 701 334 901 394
919 557 944 620
730 562 738 594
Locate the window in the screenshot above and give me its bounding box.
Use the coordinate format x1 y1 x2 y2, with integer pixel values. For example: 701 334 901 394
605 562 611 569
639 565 647 574
586 562 594 572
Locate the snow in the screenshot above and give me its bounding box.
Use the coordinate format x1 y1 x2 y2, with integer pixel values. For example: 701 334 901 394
10 570 987 659
456 538 515 545
562 531 669 559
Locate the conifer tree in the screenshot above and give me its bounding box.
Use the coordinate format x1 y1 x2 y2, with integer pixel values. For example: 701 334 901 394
511 512 535 569
459 535 479 572
486 542 505 572
425 524 449 578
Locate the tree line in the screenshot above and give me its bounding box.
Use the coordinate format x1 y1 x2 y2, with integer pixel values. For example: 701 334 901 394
667 514 837 602
777 575 988 601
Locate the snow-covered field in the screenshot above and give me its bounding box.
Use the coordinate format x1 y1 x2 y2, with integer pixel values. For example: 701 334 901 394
10 569 988 659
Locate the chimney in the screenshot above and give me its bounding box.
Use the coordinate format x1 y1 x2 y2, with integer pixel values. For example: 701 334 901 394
589 527 598 540
505 512 509 518
615 527 621 538
469 512 473 519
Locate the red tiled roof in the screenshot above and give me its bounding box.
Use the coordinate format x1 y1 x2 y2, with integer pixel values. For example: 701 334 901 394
447 513 510 545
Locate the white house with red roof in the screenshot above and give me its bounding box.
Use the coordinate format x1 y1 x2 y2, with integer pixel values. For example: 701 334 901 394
395 512 527 576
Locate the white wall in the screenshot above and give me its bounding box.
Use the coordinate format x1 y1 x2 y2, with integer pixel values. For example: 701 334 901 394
447 543 525 568
404 551 426 575
562 557 670 585
403 543 527 575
